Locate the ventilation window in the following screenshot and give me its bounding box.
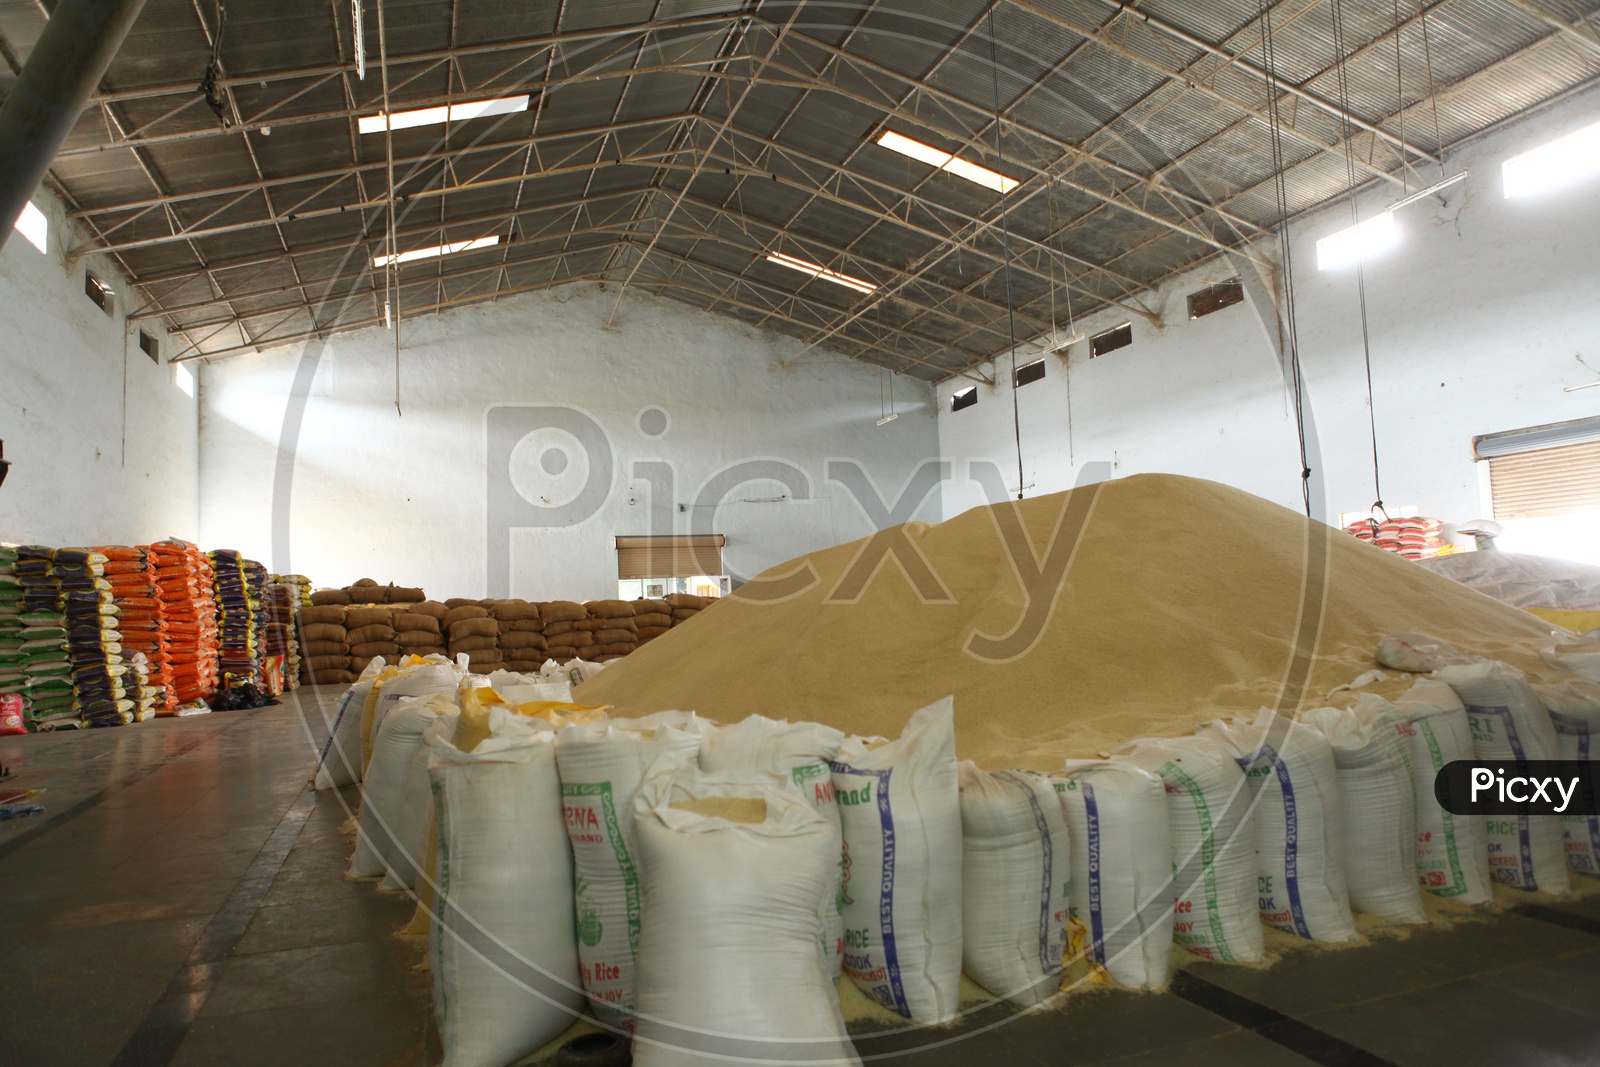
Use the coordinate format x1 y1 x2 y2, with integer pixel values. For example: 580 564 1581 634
1014 358 1046 388
951 386 977 412
138 330 159 363
1090 323 1132 358
1188 279 1244 320
85 271 115 315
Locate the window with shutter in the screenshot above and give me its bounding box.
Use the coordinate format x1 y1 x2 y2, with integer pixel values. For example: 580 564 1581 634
615 535 726 580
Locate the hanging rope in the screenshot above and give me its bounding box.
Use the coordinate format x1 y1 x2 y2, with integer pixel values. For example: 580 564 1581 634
1330 0 1383 511
1255 0 1314 516
375 0 402 416
987 7 1024 500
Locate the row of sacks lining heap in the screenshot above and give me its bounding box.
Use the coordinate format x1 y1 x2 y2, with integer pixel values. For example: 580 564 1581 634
318 634 1599 1067
301 595 716 686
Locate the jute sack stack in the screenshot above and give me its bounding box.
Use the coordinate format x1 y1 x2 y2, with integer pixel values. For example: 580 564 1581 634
393 609 447 658
447 606 502 674
345 606 400 673
542 601 589 662
587 601 638 663
634 599 671 643
490 600 546 672
310 587 352 607
300 605 351 683
665 592 715 627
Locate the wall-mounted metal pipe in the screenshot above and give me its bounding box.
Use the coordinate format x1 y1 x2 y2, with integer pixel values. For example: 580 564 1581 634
0 0 148 252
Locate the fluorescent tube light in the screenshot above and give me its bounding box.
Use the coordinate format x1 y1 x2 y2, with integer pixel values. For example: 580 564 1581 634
372 235 501 268
876 130 1018 194
764 251 877 294
358 94 530 134
1035 330 1082 355
13 200 47 254
1315 211 1399 271
876 413 899 426
1503 118 1600 199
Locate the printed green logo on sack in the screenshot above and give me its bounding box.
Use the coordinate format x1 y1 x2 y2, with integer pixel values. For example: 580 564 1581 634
1437 661 1569 896
1114 736 1264 965
830 697 962 1024
555 711 711 1029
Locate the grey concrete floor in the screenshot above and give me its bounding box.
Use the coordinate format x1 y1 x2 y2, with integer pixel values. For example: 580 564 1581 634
0 689 1596 1067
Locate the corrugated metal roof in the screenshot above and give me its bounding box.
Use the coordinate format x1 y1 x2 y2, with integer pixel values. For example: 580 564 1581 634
4 0 1596 378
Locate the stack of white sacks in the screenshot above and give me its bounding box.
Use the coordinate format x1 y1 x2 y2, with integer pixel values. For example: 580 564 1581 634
314 631 1600 1067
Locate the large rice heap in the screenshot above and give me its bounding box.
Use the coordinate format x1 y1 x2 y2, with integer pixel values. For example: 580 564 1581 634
578 474 1560 769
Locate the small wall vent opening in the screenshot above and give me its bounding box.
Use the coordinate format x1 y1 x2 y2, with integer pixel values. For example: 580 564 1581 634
1090 322 1132 358
1014 358 1046 388
951 386 978 412
85 271 115 315
1188 279 1244 320
138 330 159 363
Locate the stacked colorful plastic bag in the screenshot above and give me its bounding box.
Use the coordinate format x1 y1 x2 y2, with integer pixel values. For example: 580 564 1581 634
98 546 176 715
12 546 76 728
0 546 26 719
53 548 129 727
145 540 220 704
263 575 307 693
208 549 260 701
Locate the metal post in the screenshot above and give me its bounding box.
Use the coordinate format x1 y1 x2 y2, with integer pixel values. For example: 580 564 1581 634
0 0 148 251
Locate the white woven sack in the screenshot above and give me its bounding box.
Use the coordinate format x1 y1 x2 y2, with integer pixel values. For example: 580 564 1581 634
352 696 444 878
1199 709 1355 943
1385 680 1493 905
631 753 860 1067
554 711 713 1029
831 697 962 1023
958 763 1069 1007
1534 680 1600 877
1115 736 1264 964
1051 761 1173 990
1437 660 1569 894
427 709 585 1067
313 679 371 789
1301 705 1426 922
700 715 847 980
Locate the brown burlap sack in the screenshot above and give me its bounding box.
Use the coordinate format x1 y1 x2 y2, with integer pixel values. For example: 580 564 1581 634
449 617 498 641
503 659 546 673
464 648 502 665
595 627 638 644
585 599 636 620
499 631 547 650
301 622 348 642
350 640 400 659
489 600 542 622
409 600 450 620
347 624 397 644
634 598 670 616
637 626 670 640
443 606 489 626
543 620 582 637
397 631 440 648
303 640 349 657
309 655 350 672
298 606 347 625
577 618 607 632
310 589 352 606
344 607 392 628
312 668 355 685
388 587 426 603
393 613 440 634
444 598 479 609
540 600 587 623
506 619 545 633
449 635 498 653
632 612 672 629
665 593 715 610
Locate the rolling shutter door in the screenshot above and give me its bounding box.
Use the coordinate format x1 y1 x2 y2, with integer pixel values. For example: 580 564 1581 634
615 535 726 579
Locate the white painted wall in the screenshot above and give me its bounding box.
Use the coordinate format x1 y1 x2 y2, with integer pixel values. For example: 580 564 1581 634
198 281 939 600
0 187 199 546
938 87 1600 531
